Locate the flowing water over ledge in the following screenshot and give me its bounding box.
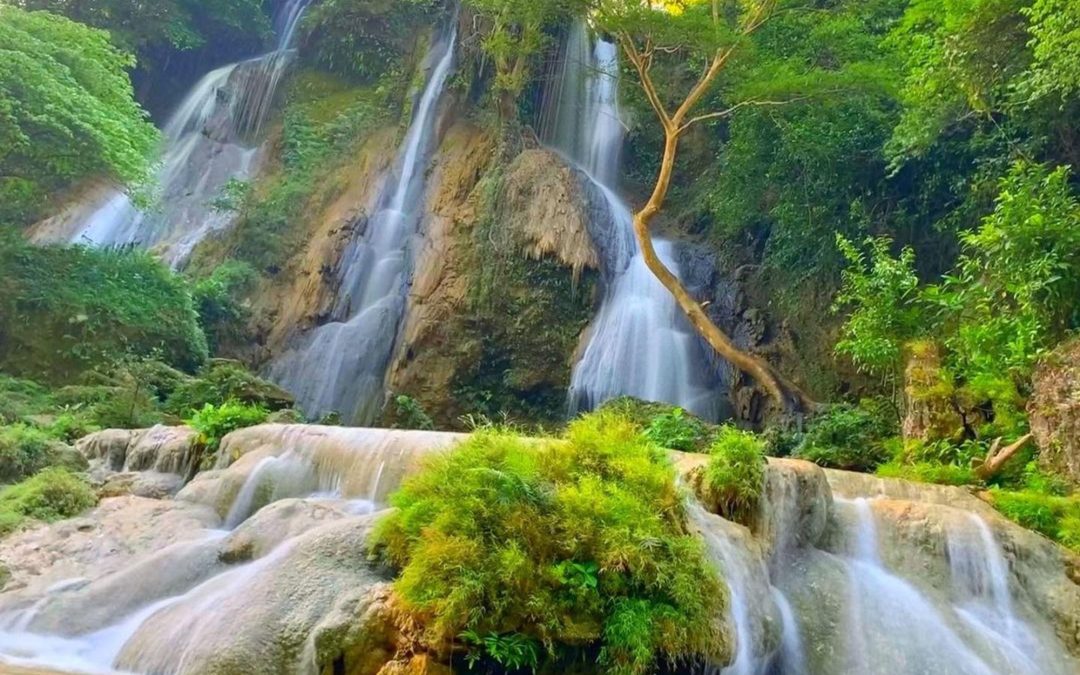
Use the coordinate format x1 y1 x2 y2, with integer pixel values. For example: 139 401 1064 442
266 20 458 425
0 427 1077 674
30 0 311 268
541 22 722 420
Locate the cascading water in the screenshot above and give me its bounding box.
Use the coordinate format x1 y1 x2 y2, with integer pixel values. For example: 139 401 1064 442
41 0 311 267
543 22 720 420
266 23 458 424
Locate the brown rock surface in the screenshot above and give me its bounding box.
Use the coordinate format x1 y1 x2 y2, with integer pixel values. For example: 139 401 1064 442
1028 338 1080 485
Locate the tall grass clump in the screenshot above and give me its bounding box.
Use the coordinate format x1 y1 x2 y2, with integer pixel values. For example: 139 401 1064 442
702 427 767 524
371 411 727 674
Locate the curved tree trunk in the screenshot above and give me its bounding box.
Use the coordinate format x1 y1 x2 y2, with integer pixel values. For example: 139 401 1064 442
631 113 816 414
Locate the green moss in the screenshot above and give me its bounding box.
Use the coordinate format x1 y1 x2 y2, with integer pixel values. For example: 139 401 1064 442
0 424 54 484
0 468 98 537
371 411 727 674
0 236 207 383
703 427 767 524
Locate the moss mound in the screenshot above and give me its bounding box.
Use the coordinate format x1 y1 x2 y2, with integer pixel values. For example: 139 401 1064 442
0 468 97 536
371 411 727 674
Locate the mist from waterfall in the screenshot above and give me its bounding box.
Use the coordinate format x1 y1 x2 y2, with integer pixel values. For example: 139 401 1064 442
266 22 458 425
542 22 721 420
42 0 312 267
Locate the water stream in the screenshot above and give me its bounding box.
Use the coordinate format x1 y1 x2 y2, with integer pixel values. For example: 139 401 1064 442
39 0 311 267
542 22 720 420
266 22 458 424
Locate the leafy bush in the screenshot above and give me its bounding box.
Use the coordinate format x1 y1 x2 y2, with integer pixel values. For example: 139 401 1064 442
187 400 268 454
0 468 98 536
795 401 896 472
0 238 208 384
165 361 293 416
644 407 715 453
191 262 257 354
703 427 766 524
0 424 54 484
371 412 726 674
989 488 1080 552
391 395 434 431
601 398 718 453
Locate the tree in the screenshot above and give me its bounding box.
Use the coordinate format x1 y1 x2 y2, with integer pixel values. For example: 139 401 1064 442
593 0 817 412
0 5 158 226
466 0 585 116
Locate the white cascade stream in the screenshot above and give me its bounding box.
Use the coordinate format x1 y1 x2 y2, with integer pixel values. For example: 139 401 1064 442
265 23 458 424
42 0 311 268
543 22 720 420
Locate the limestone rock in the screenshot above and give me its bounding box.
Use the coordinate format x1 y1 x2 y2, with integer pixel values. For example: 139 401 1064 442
1028 338 1080 485
77 425 199 476
98 471 185 500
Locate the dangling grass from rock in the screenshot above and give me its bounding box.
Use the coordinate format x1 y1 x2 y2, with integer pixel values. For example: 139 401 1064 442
370 411 727 674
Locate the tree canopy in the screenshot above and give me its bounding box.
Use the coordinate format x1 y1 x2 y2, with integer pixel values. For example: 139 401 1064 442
0 4 158 226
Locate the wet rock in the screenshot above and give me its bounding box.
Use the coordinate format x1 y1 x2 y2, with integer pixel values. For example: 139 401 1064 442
1028 337 1080 485
98 471 185 500
0 496 219 602
77 425 199 476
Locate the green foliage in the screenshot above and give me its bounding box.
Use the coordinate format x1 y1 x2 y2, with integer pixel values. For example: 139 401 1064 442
990 488 1080 552
0 5 158 225
186 400 268 453
1023 0 1080 101
191 262 257 354
833 236 924 382
875 460 978 487
0 237 207 383
300 0 435 82
0 424 54 484
0 468 97 536
392 395 435 431
703 427 766 523
371 412 726 674
644 407 712 453
795 401 897 472
210 71 394 273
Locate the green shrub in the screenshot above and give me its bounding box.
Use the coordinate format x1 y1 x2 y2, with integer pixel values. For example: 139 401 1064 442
187 400 268 454
703 427 766 524
795 401 896 472
644 407 715 453
191 261 257 354
0 468 98 536
391 395 434 431
371 412 726 674
165 361 293 416
0 424 54 484
0 376 53 424
875 461 978 486
0 239 208 383
990 488 1080 552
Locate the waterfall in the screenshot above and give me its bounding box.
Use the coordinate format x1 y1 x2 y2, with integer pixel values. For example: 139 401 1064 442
543 22 721 420
836 498 1007 675
43 0 312 267
266 23 458 424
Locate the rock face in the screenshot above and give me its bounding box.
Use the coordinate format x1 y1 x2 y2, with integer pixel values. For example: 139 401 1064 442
1029 338 1080 485
385 132 599 427
77 425 200 477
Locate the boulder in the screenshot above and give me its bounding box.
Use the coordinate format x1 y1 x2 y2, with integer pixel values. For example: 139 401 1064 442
98 471 185 500
1028 338 1080 485
77 425 200 476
